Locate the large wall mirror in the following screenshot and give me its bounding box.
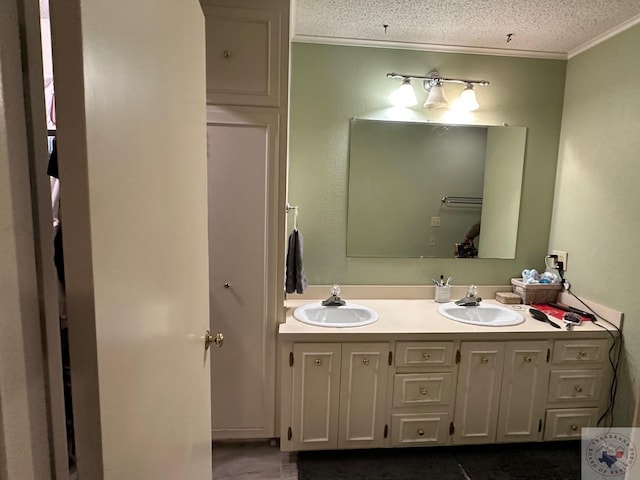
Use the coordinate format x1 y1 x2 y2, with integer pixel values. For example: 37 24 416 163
347 119 527 259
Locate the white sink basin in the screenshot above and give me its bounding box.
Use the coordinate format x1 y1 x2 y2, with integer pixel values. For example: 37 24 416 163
437 303 524 327
293 302 379 328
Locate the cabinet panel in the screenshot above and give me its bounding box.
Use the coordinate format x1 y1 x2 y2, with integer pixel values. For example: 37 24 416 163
393 373 454 407
395 342 454 367
544 408 599 441
548 369 603 403
391 413 451 446
208 110 279 438
552 339 608 364
453 342 504 444
496 341 549 443
202 5 281 106
338 343 389 449
291 344 341 450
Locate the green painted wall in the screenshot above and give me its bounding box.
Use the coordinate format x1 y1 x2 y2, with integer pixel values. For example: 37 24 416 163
549 24 640 426
289 43 566 285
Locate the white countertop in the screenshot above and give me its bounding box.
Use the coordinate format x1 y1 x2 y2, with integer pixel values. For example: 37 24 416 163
279 297 621 341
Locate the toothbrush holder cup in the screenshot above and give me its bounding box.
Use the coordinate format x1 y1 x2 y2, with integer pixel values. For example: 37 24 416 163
435 285 451 303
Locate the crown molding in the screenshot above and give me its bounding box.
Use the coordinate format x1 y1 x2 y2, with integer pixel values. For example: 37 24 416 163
568 13 640 58
292 34 567 60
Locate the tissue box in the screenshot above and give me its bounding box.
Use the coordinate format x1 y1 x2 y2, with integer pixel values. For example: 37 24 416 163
511 278 562 305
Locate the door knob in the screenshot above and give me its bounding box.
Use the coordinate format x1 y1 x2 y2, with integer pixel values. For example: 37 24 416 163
205 330 224 350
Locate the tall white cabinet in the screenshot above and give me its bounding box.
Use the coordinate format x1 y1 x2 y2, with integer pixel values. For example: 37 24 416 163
202 0 289 439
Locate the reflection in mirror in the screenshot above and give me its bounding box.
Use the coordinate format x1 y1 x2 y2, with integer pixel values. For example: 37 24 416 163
346 119 527 259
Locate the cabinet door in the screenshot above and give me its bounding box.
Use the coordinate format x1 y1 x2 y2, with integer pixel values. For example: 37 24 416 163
496 341 549 443
338 343 389 449
291 344 341 451
202 3 282 106
208 108 279 439
453 342 505 444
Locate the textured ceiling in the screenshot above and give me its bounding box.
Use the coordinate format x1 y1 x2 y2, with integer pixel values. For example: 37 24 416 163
293 0 640 57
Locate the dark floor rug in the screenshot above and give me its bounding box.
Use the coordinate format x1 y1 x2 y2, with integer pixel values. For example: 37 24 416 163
297 442 581 480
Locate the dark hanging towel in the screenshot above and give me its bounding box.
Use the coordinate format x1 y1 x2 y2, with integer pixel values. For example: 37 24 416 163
285 229 308 294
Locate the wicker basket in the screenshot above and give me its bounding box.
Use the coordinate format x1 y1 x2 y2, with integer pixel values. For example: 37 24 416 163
511 278 562 305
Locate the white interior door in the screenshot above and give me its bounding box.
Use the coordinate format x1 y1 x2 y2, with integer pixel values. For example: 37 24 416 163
49 1 211 478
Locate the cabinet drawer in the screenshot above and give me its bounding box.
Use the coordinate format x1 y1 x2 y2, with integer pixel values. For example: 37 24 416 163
552 339 608 364
544 408 599 441
391 413 451 446
395 342 455 367
393 373 454 407
548 369 603 403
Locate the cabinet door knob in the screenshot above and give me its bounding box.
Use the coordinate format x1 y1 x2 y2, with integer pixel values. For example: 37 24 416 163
575 385 583 393
524 356 532 363
419 387 428 395
422 353 430 360
481 356 489 364
417 429 425 436
223 49 231 58
579 350 588 358
315 359 322 366
362 358 370 365
224 282 231 289
570 424 578 431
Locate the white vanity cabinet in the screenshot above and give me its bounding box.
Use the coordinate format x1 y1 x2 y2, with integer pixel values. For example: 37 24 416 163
203 0 289 440
543 338 611 441
279 300 619 452
284 342 390 451
452 340 549 444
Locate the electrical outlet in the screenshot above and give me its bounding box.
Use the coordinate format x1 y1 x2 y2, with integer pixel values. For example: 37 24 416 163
429 235 437 246
430 216 441 227
551 250 568 271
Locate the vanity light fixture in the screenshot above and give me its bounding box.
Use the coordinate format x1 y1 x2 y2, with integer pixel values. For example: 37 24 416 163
387 71 489 111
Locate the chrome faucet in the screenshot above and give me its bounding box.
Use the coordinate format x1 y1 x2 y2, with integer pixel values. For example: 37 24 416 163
455 285 482 306
322 284 347 306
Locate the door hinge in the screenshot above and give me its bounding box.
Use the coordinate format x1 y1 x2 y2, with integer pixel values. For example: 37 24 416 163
546 348 551 363
388 351 393 366
455 350 461 364
289 352 294 367
384 424 389 438
449 422 455 435
538 418 543 432
288 427 292 441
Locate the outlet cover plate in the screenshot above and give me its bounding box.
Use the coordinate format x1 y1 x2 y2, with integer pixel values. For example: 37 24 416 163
551 250 568 270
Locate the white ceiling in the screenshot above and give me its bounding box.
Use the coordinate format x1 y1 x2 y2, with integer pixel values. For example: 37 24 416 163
293 0 640 58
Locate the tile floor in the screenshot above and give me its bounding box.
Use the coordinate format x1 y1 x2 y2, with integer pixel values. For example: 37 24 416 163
212 441 298 480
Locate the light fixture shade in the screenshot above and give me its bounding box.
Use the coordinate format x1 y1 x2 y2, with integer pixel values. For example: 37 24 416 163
390 79 417 107
424 84 448 109
458 85 479 111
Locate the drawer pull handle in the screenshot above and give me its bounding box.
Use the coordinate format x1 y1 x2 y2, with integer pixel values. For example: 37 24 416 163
417 429 425 436
570 424 578 431
223 50 232 58
363 358 369 366
422 353 430 360
524 356 532 363
315 359 321 366
575 385 583 393
481 356 489 364
420 387 428 395
579 350 588 358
